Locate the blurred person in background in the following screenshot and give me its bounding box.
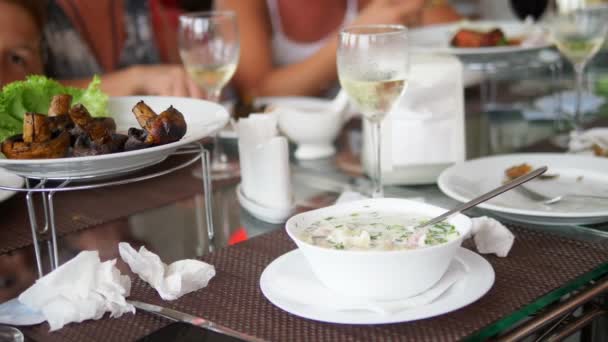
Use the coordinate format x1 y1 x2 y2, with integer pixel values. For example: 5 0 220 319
44 0 212 97
0 0 45 87
217 0 461 98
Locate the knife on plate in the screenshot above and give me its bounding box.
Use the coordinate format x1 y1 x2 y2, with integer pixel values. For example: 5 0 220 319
129 300 266 342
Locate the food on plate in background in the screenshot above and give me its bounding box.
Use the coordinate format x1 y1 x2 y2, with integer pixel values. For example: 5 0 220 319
593 144 608 157
1 94 187 160
451 28 521 48
0 76 108 142
297 211 460 251
505 163 533 180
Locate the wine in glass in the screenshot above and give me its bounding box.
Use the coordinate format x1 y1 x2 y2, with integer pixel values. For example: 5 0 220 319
178 11 240 179
549 9 607 141
337 25 409 198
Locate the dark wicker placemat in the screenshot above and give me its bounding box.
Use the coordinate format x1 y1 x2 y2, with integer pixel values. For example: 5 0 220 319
0 155 236 254
21 224 608 342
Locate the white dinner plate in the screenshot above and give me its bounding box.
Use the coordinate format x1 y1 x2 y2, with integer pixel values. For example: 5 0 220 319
438 154 608 225
410 21 551 56
0 168 23 202
260 248 494 324
0 96 229 180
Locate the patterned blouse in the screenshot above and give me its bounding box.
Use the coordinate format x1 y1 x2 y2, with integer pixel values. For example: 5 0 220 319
43 0 161 80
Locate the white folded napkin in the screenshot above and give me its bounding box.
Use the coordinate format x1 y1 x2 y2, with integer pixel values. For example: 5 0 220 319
568 128 608 154
118 242 215 301
236 114 293 211
275 257 465 315
336 193 515 257
361 54 465 183
17 251 134 331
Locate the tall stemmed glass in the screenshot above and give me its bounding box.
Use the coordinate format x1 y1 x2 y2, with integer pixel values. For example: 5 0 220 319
337 25 409 198
179 11 240 178
549 9 608 139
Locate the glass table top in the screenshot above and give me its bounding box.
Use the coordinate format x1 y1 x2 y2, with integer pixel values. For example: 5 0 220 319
1 51 608 340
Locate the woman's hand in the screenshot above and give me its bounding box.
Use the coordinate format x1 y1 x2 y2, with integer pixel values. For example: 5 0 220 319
128 64 206 98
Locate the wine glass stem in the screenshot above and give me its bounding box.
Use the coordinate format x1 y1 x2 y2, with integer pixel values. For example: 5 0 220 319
573 63 585 133
369 119 383 198
207 89 228 168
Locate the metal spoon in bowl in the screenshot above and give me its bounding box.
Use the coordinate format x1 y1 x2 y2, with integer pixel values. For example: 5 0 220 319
412 166 548 235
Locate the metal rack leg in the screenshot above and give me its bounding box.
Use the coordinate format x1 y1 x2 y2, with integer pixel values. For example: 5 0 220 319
200 146 215 241
47 180 70 269
25 179 47 278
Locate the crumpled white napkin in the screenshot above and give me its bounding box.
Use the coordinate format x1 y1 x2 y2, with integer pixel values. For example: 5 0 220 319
118 242 215 301
469 216 515 258
17 251 134 331
336 192 515 257
275 259 465 315
568 128 608 155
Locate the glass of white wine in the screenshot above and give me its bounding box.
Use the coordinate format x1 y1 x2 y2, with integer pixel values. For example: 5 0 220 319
179 11 240 179
337 25 409 198
549 9 608 140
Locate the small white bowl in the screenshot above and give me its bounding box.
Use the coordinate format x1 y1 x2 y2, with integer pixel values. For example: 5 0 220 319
261 97 344 160
285 198 471 301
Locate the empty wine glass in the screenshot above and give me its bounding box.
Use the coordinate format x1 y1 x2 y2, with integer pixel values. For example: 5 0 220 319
179 11 240 179
337 25 409 198
548 8 608 142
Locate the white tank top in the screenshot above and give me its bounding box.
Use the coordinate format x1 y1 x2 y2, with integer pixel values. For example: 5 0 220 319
266 0 358 66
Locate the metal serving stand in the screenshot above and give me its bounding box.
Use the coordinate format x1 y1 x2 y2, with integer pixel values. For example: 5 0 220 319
0 142 214 278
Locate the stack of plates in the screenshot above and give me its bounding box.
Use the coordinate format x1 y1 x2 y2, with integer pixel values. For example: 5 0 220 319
438 154 608 225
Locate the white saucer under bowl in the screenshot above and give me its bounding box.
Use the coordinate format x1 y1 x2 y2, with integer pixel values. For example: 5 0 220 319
260 248 494 325
236 184 295 224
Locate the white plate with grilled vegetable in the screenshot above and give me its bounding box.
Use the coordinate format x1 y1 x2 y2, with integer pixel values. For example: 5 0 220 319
438 154 608 225
0 96 228 180
410 21 551 56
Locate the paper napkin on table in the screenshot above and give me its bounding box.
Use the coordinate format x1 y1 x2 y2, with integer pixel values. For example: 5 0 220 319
17 251 134 331
336 193 515 257
568 128 608 155
118 242 215 301
469 216 515 258
235 114 293 211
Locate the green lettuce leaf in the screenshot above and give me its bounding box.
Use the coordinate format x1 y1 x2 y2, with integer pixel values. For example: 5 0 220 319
64 75 109 117
0 75 109 142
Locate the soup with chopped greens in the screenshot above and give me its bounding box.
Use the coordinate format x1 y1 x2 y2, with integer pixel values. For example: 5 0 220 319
297 211 460 251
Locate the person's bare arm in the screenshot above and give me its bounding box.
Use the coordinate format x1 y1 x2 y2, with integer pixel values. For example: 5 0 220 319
216 0 337 97
59 65 205 98
421 1 461 25
60 68 138 96
218 0 425 97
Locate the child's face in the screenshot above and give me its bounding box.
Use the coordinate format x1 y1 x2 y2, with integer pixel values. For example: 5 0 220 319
0 1 43 87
